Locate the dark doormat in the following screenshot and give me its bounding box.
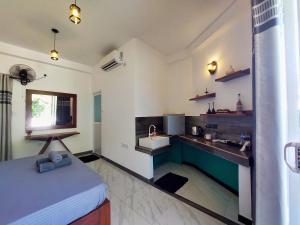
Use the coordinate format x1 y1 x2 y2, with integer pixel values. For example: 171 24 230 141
79 154 100 163
154 172 188 193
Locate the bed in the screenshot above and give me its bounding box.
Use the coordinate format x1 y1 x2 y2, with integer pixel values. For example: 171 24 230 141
0 152 110 225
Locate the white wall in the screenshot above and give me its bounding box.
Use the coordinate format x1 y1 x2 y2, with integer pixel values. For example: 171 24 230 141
239 165 252 220
134 40 167 117
93 39 155 179
0 43 93 159
165 0 252 115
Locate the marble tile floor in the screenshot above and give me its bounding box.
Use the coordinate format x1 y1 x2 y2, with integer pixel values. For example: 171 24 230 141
87 159 226 225
154 162 239 223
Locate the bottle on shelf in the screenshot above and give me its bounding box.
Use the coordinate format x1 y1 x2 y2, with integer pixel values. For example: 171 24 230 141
212 102 216 114
207 103 212 114
236 93 243 114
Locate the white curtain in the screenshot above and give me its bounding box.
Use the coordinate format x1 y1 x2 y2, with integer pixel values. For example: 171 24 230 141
283 1 300 224
253 0 288 224
0 74 13 161
253 0 300 224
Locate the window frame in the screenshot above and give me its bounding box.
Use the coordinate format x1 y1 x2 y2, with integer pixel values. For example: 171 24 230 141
25 89 77 132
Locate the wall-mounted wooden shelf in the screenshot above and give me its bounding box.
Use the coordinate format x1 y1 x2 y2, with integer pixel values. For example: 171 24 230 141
215 68 251 82
200 110 252 117
189 93 216 101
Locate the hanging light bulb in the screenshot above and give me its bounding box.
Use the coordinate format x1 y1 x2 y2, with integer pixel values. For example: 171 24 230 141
50 28 59 61
50 49 59 61
69 0 81 24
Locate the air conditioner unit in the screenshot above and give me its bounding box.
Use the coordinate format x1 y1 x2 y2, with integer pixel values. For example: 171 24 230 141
100 50 124 71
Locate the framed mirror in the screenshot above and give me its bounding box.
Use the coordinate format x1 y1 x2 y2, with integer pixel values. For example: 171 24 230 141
26 89 77 132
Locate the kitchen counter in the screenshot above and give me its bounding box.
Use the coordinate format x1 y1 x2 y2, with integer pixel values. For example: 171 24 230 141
135 144 172 156
136 135 252 167
179 135 251 167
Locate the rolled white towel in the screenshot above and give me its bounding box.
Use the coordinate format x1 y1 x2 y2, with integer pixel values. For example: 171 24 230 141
48 151 63 163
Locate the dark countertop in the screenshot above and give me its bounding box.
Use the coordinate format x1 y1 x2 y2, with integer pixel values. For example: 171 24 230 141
179 135 252 167
135 144 172 156
136 134 252 167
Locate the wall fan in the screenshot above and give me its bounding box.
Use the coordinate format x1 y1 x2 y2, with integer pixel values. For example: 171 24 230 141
9 64 46 86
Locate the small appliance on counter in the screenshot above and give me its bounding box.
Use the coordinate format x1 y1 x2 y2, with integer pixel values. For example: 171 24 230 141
204 133 212 141
163 114 185 135
191 126 204 136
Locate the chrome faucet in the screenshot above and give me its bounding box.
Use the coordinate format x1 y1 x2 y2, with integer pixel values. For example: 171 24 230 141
148 124 157 138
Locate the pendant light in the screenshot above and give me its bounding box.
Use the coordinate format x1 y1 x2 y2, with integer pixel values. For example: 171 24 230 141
69 0 81 24
50 28 59 61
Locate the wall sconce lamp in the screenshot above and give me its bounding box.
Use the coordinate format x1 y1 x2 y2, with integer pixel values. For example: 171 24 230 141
207 61 217 75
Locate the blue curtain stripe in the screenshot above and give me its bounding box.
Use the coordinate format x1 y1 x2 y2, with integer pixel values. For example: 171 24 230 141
0 91 12 104
0 74 13 161
252 0 279 34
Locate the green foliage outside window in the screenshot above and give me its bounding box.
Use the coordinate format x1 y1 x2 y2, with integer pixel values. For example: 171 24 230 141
32 98 45 118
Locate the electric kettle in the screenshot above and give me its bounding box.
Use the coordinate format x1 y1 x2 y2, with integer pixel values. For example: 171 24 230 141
191 126 203 136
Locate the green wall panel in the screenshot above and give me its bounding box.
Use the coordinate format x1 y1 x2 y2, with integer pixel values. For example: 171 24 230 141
153 141 182 169
153 150 169 169
167 141 182 164
153 140 239 192
181 143 238 192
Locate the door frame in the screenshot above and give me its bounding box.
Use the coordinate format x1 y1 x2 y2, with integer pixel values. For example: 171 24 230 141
93 91 102 155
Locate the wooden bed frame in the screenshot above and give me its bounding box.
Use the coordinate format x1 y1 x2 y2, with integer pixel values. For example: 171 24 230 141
70 199 111 225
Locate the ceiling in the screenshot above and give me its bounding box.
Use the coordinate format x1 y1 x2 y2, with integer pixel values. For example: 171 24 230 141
0 0 234 65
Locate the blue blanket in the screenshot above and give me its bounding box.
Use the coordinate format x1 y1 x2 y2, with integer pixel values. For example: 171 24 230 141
0 152 106 225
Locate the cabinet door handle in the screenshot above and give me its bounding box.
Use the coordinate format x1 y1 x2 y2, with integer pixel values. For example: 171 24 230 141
284 142 300 173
